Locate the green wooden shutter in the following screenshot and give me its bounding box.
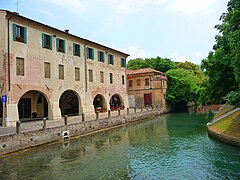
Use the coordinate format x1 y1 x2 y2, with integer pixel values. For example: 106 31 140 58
92 48 94 60
124 58 126 67
49 36 52 50
86 48 89 59
13 24 17 41
112 55 114 65
108 54 110 64
63 40 65 53
23 27 27 44
56 38 59 52
103 52 105 63
42 33 45 48
73 43 76 55
98 51 100 61
78 45 81 56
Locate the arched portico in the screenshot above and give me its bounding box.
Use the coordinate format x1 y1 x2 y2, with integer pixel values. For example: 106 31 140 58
59 90 81 116
93 94 107 112
17 90 50 121
109 94 124 110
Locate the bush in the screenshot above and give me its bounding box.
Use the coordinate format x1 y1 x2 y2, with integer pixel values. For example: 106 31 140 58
205 109 214 122
224 91 240 107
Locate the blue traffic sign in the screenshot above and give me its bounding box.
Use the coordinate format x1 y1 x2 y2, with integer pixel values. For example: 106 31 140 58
1 95 7 103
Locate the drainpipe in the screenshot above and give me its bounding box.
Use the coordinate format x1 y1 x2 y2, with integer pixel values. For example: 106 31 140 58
84 43 88 92
7 16 12 92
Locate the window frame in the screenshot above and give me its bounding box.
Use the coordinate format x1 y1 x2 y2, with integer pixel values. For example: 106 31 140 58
59 64 64 80
16 57 24 76
75 67 80 81
13 24 27 44
122 75 125 85
44 62 51 78
110 73 113 84
145 78 150 86
129 80 133 87
121 58 126 68
73 43 80 57
100 71 104 83
56 38 65 53
87 47 94 60
42 33 52 50
89 69 93 82
98 51 105 63
108 54 114 65
137 79 141 86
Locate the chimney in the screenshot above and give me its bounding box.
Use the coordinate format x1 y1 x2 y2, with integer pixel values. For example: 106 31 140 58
65 29 69 33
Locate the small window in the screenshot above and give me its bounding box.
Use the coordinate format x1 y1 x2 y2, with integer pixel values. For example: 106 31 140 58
110 73 113 84
87 47 94 60
75 67 80 81
13 24 27 43
121 58 126 68
129 80 133 87
73 43 80 56
108 54 114 65
98 51 105 62
137 79 141 86
100 71 104 83
89 69 93 82
44 62 51 78
16 57 24 76
145 78 150 86
59 65 64 79
122 75 125 85
56 38 65 53
42 33 52 50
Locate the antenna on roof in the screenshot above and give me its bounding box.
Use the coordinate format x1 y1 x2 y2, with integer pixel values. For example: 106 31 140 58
15 0 23 13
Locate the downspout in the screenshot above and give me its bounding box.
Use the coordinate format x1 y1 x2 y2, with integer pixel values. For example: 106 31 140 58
7 16 12 92
84 43 88 92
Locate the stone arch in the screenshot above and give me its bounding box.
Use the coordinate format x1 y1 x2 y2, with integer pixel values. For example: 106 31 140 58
17 90 50 121
93 94 107 112
59 90 82 116
109 93 125 110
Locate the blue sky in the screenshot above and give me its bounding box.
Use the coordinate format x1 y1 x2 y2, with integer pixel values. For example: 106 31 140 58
1 0 228 64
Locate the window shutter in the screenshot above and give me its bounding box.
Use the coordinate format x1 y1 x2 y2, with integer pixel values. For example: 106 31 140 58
86 48 89 59
98 51 100 61
13 24 17 41
63 40 65 53
103 53 105 63
42 33 45 48
23 27 27 44
92 48 94 60
49 36 52 50
78 45 81 56
108 54 110 64
124 58 126 67
112 55 114 65
56 38 59 52
73 43 76 55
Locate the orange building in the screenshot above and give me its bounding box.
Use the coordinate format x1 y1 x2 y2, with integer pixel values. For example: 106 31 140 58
127 68 167 109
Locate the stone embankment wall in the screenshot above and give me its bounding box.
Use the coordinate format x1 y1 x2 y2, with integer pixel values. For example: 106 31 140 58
0 109 160 156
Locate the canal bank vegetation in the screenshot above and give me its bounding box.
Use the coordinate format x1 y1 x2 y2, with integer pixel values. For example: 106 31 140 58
127 0 240 110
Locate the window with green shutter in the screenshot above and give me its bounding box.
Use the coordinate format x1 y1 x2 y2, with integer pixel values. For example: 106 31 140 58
73 43 80 56
121 58 126 68
13 24 27 44
56 38 65 53
86 47 94 60
108 54 114 65
98 51 105 62
42 33 52 50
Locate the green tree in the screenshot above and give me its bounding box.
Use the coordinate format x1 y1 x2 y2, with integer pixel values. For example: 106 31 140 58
127 58 148 70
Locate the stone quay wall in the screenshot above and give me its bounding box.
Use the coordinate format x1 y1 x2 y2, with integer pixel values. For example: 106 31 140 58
0 109 161 156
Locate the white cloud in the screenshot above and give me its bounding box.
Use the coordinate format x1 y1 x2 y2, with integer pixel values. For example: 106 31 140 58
44 0 89 13
111 45 147 61
170 52 189 62
40 9 54 16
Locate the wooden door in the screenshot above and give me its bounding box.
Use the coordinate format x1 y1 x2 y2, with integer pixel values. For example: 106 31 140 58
18 98 31 119
144 93 152 106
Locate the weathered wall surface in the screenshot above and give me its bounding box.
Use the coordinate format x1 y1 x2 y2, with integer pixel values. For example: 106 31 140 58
0 109 160 156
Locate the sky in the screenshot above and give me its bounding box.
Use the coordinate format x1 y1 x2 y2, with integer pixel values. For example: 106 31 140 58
0 0 228 64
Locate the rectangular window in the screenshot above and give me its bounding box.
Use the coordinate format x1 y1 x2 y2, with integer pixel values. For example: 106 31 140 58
110 73 113 84
42 33 52 50
87 47 94 60
13 24 27 43
89 69 93 82
108 54 114 65
75 67 80 81
121 58 126 68
145 78 150 86
98 51 105 62
73 43 80 56
44 62 51 78
56 38 65 53
129 80 133 87
16 57 24 76
137 79 141 86
59 65 64 79
122 75 125 85
100 71 104 83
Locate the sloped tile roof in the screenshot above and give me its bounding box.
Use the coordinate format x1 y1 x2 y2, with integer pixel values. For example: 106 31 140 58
127 68 164 75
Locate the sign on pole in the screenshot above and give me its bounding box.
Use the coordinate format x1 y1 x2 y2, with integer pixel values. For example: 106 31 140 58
1 95 7 103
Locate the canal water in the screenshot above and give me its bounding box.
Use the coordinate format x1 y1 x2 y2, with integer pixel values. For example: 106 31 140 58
0 112 240 179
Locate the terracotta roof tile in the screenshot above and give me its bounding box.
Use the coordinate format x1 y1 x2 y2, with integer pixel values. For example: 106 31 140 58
127 68 164 75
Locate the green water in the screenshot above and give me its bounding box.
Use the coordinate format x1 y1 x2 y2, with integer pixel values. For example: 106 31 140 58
0 113 240 179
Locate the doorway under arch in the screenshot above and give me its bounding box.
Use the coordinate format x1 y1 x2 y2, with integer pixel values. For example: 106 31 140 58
59 90 80 116
93 94 107 112
110 94 124 111
18 91 49 121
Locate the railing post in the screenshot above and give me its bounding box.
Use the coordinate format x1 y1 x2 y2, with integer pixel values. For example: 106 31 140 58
141 107 143 112
82 113 85 122
127 108 129 114
118 109 121 116
64 115 68 125
96 111 99 120
108 110 111 118
134 107 136 113
43 118 46 130
16 121 21 134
